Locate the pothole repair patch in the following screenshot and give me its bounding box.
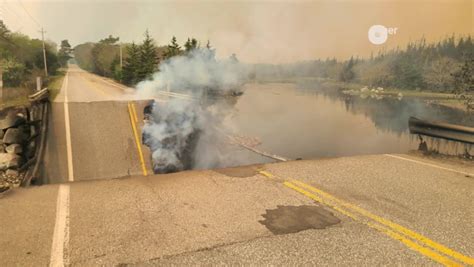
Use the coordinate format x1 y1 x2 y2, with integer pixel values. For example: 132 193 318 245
259 205 341 235
214 165 263 178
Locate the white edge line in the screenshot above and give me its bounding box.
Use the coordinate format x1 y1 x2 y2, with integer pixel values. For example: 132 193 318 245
384 154 473 177
63 72 74 182
49 184 70 267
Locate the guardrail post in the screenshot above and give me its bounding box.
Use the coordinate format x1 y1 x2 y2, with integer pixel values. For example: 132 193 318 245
36 76 42 92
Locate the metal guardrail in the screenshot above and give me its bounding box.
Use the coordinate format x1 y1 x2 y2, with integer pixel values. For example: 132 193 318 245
409 116 474 145
21 88 49 186
28 88 49 102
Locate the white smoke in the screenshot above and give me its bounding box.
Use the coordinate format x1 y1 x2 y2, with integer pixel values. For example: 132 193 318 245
136 49 248 173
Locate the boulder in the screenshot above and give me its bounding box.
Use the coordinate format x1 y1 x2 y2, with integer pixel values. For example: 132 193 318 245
0 153 21 171
7 157 21 169
0 130 4 139
0 114 26 130
5 169 19 177
5 144 23 155
3 128 28 144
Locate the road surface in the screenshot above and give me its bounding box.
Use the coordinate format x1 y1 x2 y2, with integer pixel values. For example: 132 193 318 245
1 153 473 266
42 65 153 183
1 65 473 265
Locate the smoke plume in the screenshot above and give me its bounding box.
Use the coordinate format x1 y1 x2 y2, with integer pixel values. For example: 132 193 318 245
136 49 247 173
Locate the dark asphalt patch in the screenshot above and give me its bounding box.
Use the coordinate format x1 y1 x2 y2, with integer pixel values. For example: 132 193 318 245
259 205 341 235
214 165 263 178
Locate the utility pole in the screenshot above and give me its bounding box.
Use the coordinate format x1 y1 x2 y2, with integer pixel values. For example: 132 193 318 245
119 43 123 83
119 43 123 69
39 28 48 77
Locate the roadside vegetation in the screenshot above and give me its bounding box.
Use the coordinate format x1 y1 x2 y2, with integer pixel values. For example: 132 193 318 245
47 70 66 101
0 20 71 105
73 31 213 86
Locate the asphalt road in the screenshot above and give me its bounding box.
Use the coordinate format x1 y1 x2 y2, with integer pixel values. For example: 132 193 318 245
1 153 472 266
42 65 153 183
2 65 473 265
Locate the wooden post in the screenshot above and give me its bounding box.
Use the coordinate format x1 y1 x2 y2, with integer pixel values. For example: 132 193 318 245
36 76 42 91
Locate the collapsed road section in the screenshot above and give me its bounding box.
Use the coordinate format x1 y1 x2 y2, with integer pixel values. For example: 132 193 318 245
41 100 154 184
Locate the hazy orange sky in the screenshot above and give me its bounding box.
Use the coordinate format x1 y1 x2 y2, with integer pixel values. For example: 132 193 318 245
1 0 472 63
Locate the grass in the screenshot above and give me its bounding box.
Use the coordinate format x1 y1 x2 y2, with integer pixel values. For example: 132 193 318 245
0 87 31 110
0 69 66 110
433 99 472 111
323 80 474 111
47 70 66 101
0 96 30 110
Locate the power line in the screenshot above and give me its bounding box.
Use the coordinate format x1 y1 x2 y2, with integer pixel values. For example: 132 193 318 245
17 0 41 28
13 0 48 77
0 2 23 31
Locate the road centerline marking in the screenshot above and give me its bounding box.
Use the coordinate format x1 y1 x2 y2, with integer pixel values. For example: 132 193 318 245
63 71 74 182
259 170 473 266
284 181 462 266
131 101 139 123
290 179 473 265
128 102 148 176
384 154 473 177
49 184 70 267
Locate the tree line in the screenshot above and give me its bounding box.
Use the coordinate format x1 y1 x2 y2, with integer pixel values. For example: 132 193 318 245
253 35 473 94
73 31 214 86
0 20 71 88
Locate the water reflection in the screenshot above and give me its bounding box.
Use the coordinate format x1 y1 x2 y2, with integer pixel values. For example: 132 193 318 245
232 82 472 160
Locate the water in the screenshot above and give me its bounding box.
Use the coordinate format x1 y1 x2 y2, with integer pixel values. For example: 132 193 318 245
231 83 472 160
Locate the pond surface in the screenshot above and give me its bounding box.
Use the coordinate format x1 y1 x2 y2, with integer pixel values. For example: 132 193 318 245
231 83 472 160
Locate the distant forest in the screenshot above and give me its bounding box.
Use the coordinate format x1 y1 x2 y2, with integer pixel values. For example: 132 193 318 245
252 36 473 94
73 34 473 95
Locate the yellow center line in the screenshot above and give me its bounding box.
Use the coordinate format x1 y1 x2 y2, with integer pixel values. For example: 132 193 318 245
259 170 275 179
128 102 148 176
259 170 472 266
290 179 473 266
130 101 139 123
284 181 462 266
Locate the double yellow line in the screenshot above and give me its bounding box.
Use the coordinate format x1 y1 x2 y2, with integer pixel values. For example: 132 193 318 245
259 171 473 266
128 101 148 176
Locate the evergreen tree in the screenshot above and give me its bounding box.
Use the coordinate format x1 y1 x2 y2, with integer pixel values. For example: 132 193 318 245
163 36 182 60
122 42 140 85
339 56 355 82
137 30 158 81
58 40 72 67
184 37 198 53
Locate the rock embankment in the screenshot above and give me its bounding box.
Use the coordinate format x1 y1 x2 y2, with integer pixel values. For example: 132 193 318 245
0 107 36 192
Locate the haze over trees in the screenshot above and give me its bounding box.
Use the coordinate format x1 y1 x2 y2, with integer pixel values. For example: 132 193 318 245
253 36 473 94
74 33 214 86
58 40 73 67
